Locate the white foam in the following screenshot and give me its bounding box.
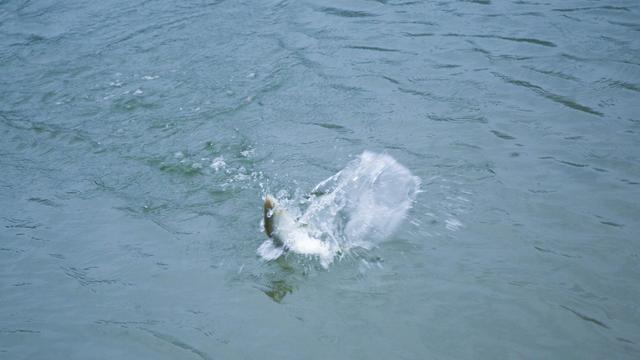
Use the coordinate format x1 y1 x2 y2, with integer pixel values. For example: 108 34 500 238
210 156 225 171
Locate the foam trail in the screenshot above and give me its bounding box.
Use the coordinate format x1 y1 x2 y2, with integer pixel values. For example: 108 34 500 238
258 151 420 268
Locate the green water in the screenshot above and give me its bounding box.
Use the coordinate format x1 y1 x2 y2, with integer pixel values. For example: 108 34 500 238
1 0 639 358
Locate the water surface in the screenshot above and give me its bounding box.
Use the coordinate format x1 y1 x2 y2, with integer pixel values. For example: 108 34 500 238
1 0 639 358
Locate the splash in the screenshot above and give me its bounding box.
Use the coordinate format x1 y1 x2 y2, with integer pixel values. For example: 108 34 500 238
258 151 420 268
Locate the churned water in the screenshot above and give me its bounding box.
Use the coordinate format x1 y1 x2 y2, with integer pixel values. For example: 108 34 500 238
258 151 421 268
1 0 639 358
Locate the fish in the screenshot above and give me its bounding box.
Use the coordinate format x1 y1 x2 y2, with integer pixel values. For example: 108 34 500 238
263 195 280 246
262 195 332 259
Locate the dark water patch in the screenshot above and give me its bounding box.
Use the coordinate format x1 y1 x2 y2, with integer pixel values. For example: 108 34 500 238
402 32 435 37
513 0 550 4
317 7 377 18
381 75 401 84
0 247 25 254
28 197 60 207
552 6 630 13
463 0 491 4
525 66 579 81
621 179 639 185
560 53 588 62
389 20 437 26
311 123 344 130
390 1 423 6
471 46 491 55
433 63 461 69
398 87 432 98
49 253 65 260
490 130 515 140
310 122 352 134
442 33 556 47
560 305 610 329
476 34 556 47
600 220 623 228
258 279 294 303
329 83 367 93
485 11 544 17
453 142 483 150
617 337 635 344
27 34 47 43
345 45 402 53
491 54 532 61
559 160 588 168
492 72 603 116
539 156 592 169
427 114 488 123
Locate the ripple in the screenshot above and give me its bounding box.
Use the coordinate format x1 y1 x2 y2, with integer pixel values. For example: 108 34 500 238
28 197 60 207
463 0 491 4
345 45 402 53
402 32 435 37
605 80 640 93
492 72 603 116
558 160 588 168
309 122 352 134
316 7 378 18
600 220 623 228
524 66 579 82
552 6 631 13
607 20 640 32
442 33 556 47
61 266 124 287
490 130 515 140
533 246 579 258
560 305 610 329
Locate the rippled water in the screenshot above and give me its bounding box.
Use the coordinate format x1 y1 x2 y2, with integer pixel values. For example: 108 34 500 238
1 0 639 358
